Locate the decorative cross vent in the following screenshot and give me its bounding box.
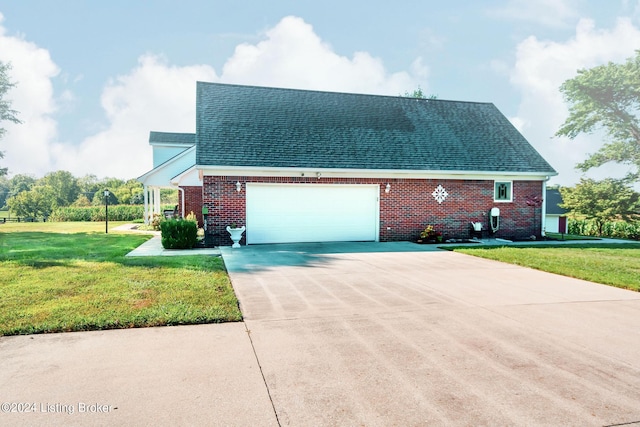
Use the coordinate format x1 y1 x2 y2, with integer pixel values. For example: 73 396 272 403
432 185 449 204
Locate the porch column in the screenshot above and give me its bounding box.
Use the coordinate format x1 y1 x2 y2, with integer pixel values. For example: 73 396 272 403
154 187 161 218
149 187 155 220
143 184 149 225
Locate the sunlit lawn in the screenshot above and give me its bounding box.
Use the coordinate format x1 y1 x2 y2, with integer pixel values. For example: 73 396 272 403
0 222 241 336
453 243 640 291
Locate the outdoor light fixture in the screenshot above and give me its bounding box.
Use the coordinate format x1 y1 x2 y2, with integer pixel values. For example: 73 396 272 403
103 189 110 234
385 183 391 193
316 172 321 179
236 181 242 192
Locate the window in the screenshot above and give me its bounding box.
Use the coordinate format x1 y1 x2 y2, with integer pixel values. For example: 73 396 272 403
494 181 512 202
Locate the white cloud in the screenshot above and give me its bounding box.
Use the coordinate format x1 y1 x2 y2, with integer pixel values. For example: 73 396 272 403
2 15 427 179
56 54 218 178
508 116 526 133
0 12 60 177
220 16 426 95
488 0 579 28
507 17 640 186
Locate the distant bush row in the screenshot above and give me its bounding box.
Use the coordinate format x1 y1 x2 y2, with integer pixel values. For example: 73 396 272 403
568 218 640 240
49 205 174 222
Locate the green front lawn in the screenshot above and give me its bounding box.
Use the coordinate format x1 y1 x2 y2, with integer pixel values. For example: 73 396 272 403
0 223 241 336
453 243 640 291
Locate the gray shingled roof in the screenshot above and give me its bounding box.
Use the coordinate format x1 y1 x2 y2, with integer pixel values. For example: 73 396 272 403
546 189 569 215
196 82 556 174
149 131 196 145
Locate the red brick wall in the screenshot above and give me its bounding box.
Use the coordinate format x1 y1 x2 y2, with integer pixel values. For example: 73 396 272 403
178 186 204 227
203 176 247 246
203 176 544 245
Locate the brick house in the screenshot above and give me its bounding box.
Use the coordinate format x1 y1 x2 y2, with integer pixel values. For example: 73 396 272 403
139 82 557 246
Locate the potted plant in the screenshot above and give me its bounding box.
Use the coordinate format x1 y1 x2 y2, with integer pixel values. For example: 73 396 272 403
226 223 246 248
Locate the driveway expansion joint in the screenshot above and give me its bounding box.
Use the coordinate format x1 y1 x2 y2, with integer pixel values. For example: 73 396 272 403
244 322 282 427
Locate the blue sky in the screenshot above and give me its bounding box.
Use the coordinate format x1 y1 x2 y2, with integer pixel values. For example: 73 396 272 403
0 0 639 186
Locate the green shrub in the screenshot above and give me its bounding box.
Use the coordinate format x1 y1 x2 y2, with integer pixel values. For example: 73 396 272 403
160 218 198 249
568 218 639 240
49 205 173 222
49 206 94 222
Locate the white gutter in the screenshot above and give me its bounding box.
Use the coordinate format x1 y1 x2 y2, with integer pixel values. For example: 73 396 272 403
195 165 557 181
541 176 549 237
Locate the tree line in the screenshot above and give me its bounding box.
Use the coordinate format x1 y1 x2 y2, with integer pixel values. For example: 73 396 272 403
0 171 173 219
559 178 639 237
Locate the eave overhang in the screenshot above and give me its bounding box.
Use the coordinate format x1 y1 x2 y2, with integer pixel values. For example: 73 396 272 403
195 165 557 181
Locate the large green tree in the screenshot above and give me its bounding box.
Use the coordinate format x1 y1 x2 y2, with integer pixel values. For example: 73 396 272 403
115 178 144 204
77 174 102 199
556 51 640 181
9 174 36 195
40 170 80 207
560 178 640 236
7 186 55 219
0 174 35 208
0 61 21 176
0 176 9 208
91 189 119 206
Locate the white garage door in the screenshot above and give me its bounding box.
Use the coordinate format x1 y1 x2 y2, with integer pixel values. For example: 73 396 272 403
246 184 379 244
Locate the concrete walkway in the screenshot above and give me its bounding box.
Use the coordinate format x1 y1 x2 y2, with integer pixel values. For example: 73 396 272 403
124 235 221 257
0 324 275 426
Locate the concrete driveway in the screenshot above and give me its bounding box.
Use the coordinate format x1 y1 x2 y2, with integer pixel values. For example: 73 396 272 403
2 241 640 426
221 242 640 426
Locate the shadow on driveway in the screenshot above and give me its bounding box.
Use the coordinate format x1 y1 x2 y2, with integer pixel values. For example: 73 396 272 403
220 241 445 273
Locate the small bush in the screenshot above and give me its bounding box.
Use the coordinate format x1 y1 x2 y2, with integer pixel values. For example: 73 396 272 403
151 213 164 231
160 218 198 249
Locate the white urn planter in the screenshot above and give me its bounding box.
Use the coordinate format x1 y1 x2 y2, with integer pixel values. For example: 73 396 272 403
226 226 246 248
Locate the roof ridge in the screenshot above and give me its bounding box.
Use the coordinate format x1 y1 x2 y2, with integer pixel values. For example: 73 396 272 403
195 81 493 106
149 131 196 144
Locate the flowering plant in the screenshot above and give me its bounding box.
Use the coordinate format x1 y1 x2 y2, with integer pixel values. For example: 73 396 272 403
419 225 442 241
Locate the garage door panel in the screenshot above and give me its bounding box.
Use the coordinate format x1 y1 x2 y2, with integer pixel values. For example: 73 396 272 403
246 184 378 244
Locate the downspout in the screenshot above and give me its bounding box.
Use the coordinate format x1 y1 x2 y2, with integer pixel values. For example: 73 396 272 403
541 177 549 237
177 187 185 219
